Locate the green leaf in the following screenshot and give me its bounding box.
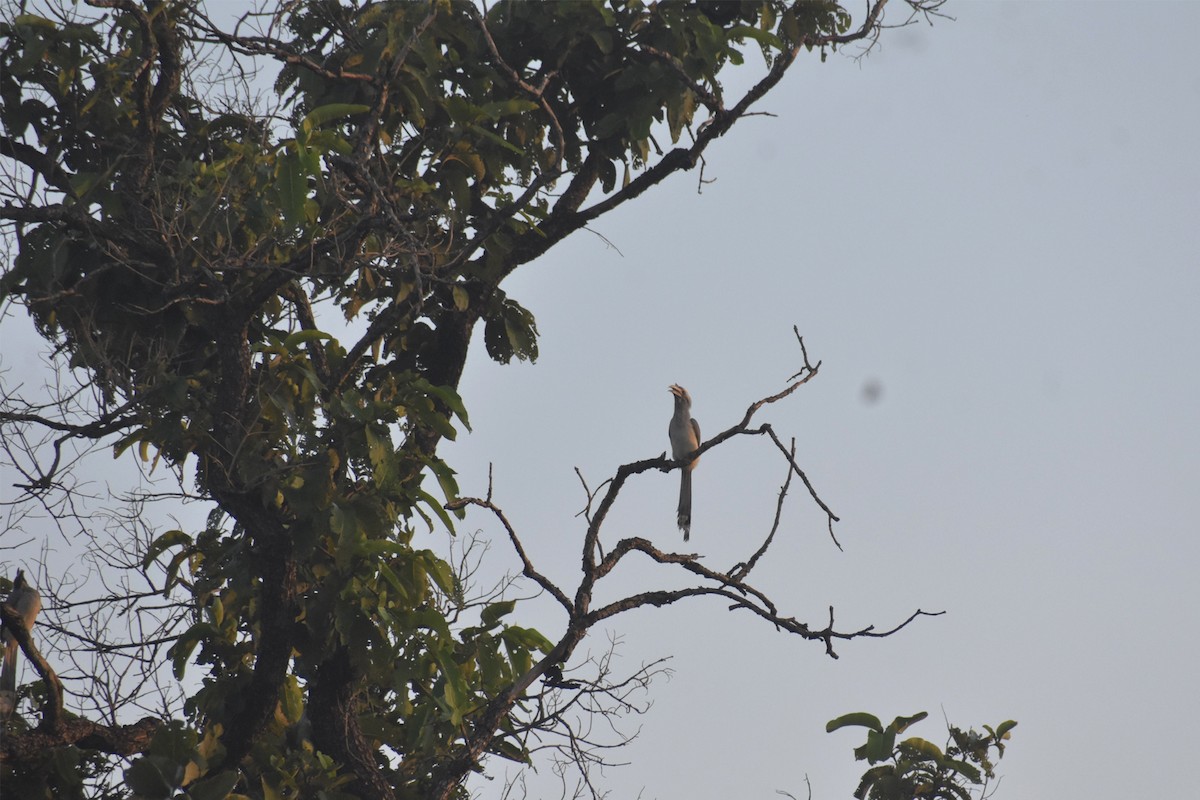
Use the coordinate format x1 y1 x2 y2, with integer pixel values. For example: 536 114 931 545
489 736 529 764
479 98 539 119
112 430 140 460
887 711 929 734
13 14 59 30
727 24 784 51
502 625 553 654
424 383 471 431
163 548 192 595
186 770 240 800
597 157 617 192
403 606 453 640
169 622 211 680
899 736 944 762
666 88 696 144
433 647 473 726
282 329 333 349
860 728 895 764
423 456 461 512
300 103 370 134
480 600 515 629
826 712 884 734
853 765 892 800
483 298 541 365
469 123 529 156
377 561 407 601
332 504 364 570
365 426 392 470
502 634 532 676
46 746 84 794
208 595 224 626
476 638 506 687
422 553 457 596
281 675 304 725
443 96 482 125
359 539 406 557
124 756 180 799
142 529 192 570
414 488 455 533
940 757 982 784
262 777 285 800
276 151 307 226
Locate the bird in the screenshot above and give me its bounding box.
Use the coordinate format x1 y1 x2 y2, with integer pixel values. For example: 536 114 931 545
668 384 701 540
1 569 42 719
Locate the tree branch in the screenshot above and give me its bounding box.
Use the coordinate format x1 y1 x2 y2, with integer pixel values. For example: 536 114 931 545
732 438 797 580
2 715 161 762
433 331 935 799
445 494 574 615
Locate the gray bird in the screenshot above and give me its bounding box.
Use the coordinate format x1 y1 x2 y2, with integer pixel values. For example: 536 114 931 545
668 385 701 540
1 569 43 719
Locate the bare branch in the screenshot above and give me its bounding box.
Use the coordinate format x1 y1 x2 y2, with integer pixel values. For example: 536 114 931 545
437 332 936 799
731 437 797 580
445 495 574 615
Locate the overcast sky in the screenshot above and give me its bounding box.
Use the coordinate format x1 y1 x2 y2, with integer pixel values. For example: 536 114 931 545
3 2 1198 799
443 3 1200 798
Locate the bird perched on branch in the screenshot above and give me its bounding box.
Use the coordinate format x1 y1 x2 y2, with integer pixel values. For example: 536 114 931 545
1 569 42 719
668 384 701 540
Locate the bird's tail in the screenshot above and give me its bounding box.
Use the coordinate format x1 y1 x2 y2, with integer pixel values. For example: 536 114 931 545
677 469 692 541
1 636 17 693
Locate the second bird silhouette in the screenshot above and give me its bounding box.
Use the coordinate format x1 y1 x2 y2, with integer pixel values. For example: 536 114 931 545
668 384 701 540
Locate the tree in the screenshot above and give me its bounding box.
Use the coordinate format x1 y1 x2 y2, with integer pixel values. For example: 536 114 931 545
0 1 948 798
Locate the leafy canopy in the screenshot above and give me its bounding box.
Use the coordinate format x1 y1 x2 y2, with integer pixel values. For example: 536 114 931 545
0 1 932 799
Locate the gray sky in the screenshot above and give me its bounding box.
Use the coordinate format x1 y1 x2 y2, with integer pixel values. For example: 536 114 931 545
444 2 1200 798
3 2 1198 799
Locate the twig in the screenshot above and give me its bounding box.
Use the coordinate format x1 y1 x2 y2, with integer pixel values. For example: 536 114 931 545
445 495 572 615
731 437 797 580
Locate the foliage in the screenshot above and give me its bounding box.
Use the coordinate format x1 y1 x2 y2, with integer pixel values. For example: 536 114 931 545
0 1 945 798
827 711 1018 800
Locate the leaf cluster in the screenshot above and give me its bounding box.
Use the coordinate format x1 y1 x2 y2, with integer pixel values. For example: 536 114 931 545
827 711 1018 800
